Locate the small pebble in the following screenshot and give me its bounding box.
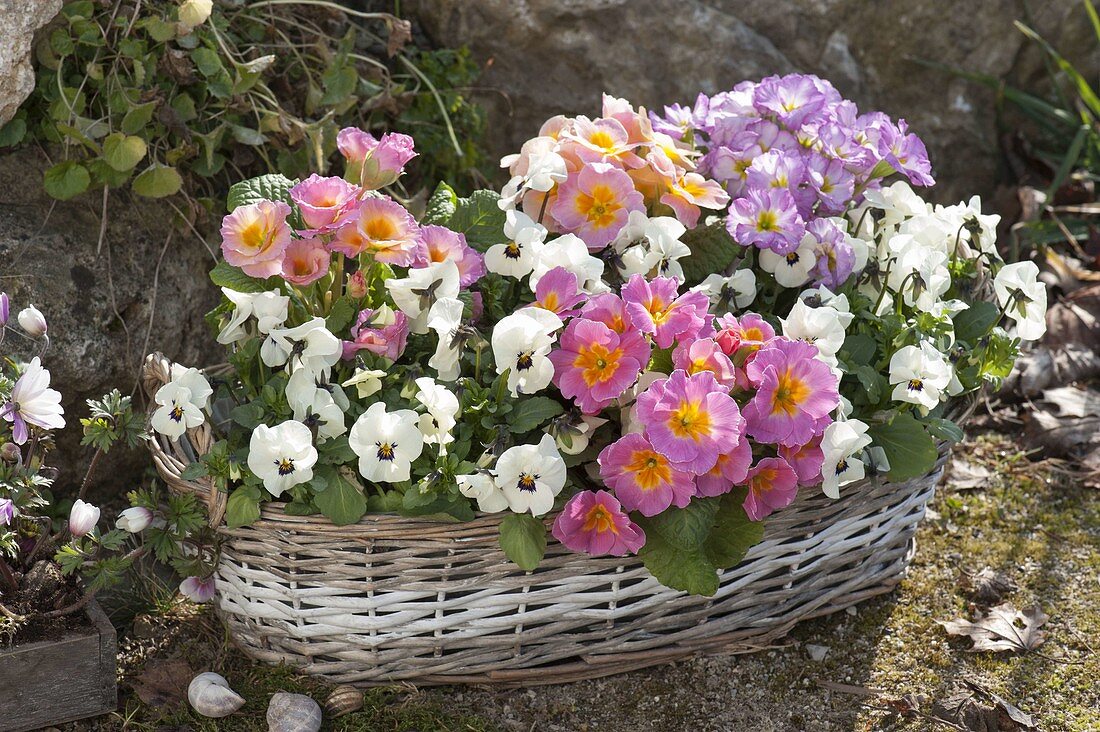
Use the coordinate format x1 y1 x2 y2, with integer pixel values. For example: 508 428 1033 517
806 644 830 662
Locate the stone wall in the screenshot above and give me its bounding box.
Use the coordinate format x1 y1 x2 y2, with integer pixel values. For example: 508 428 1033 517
410 0 1097 203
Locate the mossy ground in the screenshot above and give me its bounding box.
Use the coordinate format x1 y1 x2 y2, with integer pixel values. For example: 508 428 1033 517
67 432 1097 731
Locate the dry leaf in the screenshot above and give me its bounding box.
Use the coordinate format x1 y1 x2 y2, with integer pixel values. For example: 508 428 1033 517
961 567 1018 607
386 17 413 57
939 603 1048 653
930 681 1038 731
947 460 993 491
129 658 193 708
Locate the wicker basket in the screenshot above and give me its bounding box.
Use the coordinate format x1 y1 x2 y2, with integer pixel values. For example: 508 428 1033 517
143 354 950 687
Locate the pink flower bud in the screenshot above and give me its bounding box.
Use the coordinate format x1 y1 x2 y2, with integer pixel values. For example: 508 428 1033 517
68 499 100 538
346 270 368 299
336 127 416 190
116 506 153 533
0 292 9 326
0 497 13 526
17 304 47 338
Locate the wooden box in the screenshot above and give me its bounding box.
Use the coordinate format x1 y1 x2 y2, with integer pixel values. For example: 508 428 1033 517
1 601 117 732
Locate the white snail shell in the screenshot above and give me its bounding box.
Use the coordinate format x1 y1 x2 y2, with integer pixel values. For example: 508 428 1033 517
267 692 322 732
187 672 245 718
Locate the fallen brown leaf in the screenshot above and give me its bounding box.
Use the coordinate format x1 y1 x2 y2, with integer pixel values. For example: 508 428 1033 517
960 567 1018 607
939 603 1048 653
129 658 193 709
947 460 993 491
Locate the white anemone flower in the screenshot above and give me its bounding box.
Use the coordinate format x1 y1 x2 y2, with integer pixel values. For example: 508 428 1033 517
495 433 567 517
888 341 953 411
348 402 425 483
491 307 563 396
760 235 816 287
694 269 757 310
261 317 342 378
427 297 465 382
116 506 153 533
151 383 205 439
530 233 607 294
386 260 461 334
285 368 346 441
217 288 289 344
247 420 317 497
457 472 509 513
414 377 459 447
780 298 847 366
1 357 65 444
820 419 873 499
68 499 100 538
993 261 1047 341
485 210 547 279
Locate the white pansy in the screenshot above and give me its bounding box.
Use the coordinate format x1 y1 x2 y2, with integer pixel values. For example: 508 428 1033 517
217 289 289 345
486 210 547 279
495 433 567 517
457 472 509 513
386 260 460 334
993 261 1047 341
619 371 667 434
348 402 425 483
780 298 847 366
261 317 342 378
427 296 465 381
168 364 213 411
798 287 855 327
341 368 386 398
529 234 606 294
820 419 873 499
888 341 953 411
414 377 459 447
612 211 690 281
695 269 757 310
151 383 205 439
247 420 317 497
887 239 951 312
933 196 1000 255
285 369 346 441
863 181 931 231
554 414 607 456
760 235 816 287
491 307 562 396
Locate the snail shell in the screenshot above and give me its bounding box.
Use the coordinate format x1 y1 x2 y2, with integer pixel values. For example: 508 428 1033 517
187 672 245 718
324 685 364 718
267 692 322 732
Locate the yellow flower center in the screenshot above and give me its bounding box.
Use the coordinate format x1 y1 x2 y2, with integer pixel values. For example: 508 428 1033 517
625 450 672 492
668 399 711 441
582 503 620 534
363 215 397 242
575 184 622 229
770 368 810 417
756 210 778 232
574 342 623 387
588 130 616 151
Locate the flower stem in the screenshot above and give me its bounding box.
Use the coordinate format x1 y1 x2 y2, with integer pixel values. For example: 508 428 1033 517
78 448 104 502
0 558 18 594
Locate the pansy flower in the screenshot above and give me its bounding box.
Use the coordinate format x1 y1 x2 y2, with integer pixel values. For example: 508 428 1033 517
742 337 839 448
491 307 563 396
496 434 567 517
549 318 650 414
348 402 425 483
743 457 799 521
622 275 710 349
550 162 644 249
486 210 547 279
635 370 745 474
552 490 646 557
598 433 695 516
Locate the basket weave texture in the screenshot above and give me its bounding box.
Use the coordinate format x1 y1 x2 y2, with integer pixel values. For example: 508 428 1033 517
143 354 948 687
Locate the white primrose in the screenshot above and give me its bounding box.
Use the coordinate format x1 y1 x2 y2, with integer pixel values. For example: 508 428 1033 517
485 210 547 279
491 307 563 397
261 317 342 378
348 402 425 483
495 433 567 517
994 261 1047 341
247 420 318 497
151 382 205 439
413 377 459 447
426 296 465 382
888 341 954 411
457 472 509 513
820 419 873 499
386 259 460 334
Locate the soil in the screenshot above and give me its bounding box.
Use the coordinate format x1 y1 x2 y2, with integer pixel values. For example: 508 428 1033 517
2 559 87 645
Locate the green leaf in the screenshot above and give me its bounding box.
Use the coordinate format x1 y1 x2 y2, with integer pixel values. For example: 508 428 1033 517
43 160 90 200
226 173 297 213
191 46 224 77
499 513 546 571
648 347 674 375
637 534 719 596
209 260 281 293
703 488 764 569
509 397 564 434
841 333 877 364
180 462 208 481
925 417 964 443
230 402 266 429
102 132 147 171
678 221 740 286
952 301 1000 344
423 181 458 224
314 474 367 526
868 411 939 482
446 190 507 251
325 296 358 335
226 485 262 529
132 164 182 197
229 124 266 146
321 64 358 106
0 117 27 147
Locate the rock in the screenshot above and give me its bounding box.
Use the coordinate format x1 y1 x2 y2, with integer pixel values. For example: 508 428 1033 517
410 0 1099 204
805 644 830 662
0 0 61 125
0 148 220 495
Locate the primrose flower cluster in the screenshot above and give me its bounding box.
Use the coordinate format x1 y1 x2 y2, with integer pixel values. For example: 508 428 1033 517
156 74 1045 596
